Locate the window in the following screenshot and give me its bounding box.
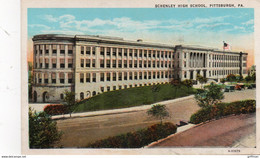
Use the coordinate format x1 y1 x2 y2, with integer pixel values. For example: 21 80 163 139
44 73 48 84
60 73 65 83
139 72 142 79
118 60 122 68
86 59 90 67
153 61 155 68
51 73 56 84
107 86 110 91
101 87 104 92
113 86 116 90
129 60 132 68
68 59 73 68
124 48 127 56
139 60 142 68
81 59 84 68
127 73 132 80
124 85 127 89
45 45 49 55
139 50 142 57
153 72 156 79
100 47 104 55
157 72 160 78
148 72 151 79
60 59 65 68
124 60 127 68
100 73 104 81
92 59 95 67
148 50 152 57
157 51 160 58
92 91 96 96
52 45 57 54
68 45 73 55
134 60 137 68
106 59 110 68
153 51 156 58
107 72 110 81
161 51 164 58
144 72 147 79
113 60 116 68
144 50 147 57
113 72 116 81
80 73 84 83
86 47 90 55
134 72 137 80
100 60 104 68
92 47 95 55
144 61 147 68
45 58 49 68
134 49 137 57
51 58 56 68
40 58 43 68
118 48 122 56
119 85 122 89
129 49 133 57
60 45 65 55
112 48 116 56
107 47 111 56
68 73 73 83
92 73 96 82
81 46 84 55
119 72 122 81
80 92 84 100
157 61 159 68
86 73 90 82
124 72 127 80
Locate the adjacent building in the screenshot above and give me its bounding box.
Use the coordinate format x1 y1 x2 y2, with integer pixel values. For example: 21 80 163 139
32 34 248 103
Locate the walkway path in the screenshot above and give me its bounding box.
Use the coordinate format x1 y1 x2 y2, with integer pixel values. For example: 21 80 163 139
148 113 255 147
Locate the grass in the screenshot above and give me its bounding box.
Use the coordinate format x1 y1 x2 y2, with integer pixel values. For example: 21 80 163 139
74 84 196 113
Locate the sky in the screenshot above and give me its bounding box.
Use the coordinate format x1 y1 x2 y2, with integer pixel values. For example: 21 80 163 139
27 8 254 68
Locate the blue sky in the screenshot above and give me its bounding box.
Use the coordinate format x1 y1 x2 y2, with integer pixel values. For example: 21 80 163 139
28 8 254 38
27 8 254 65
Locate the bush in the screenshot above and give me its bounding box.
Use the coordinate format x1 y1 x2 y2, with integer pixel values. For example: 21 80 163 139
44 104 69 115
29 108 62 148
190 99 256 124
86 122 177 148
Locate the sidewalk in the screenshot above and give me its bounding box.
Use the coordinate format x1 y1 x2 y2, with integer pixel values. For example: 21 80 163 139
51 95 194 119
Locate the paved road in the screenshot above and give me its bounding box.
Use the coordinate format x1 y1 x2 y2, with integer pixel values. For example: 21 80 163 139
148 113 256 147
55 89 255 148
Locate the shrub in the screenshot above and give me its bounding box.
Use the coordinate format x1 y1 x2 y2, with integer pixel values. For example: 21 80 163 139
29 108 63 148
44 104 68 115
86 122 177 148
190 99 256 124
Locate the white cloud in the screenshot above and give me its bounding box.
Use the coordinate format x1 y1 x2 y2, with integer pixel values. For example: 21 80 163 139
29 24 51 30
44 15 57 22
196 23 231 29
242 19 254 26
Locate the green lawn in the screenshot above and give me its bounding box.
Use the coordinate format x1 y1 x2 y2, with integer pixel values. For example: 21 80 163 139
74 84 196 113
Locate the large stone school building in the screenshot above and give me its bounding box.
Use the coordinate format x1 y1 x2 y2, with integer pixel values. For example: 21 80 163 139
31 34 248 103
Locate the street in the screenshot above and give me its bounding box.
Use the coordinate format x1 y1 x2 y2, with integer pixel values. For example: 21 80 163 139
55 89 255 147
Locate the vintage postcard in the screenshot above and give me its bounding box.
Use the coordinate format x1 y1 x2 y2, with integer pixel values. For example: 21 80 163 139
21 0 259 155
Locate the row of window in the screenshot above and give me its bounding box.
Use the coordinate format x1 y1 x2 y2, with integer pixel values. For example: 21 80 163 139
79 71 173 83
34 73 73 84
35 58 73 69
210 54 240 61
81 46 175 59
35 45 74 55
211 62 241 68
80 59 176 69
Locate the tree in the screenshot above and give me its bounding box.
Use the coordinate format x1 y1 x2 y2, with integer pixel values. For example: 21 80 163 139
63 90 76 117
196 74 208 88
147 104 170 124
151 84 161 102
220 78 226 84
181 79 193 88
245 76 251 84
29 108 62 148
195 83 224 108
170 79 181 98
226 74 236 82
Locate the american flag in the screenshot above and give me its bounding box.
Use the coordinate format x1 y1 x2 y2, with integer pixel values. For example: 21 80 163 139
223 41 231 51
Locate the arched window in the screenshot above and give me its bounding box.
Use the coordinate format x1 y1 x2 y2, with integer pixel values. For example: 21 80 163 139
92 91 96 96
80 92 84 100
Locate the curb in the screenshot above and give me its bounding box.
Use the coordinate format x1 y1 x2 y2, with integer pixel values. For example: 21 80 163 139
51 95 195 120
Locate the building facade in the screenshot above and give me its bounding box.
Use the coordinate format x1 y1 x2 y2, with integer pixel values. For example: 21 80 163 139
32 34 248 103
